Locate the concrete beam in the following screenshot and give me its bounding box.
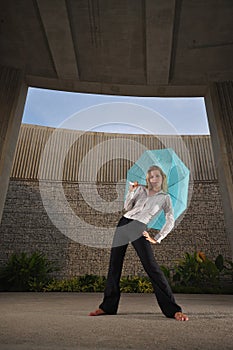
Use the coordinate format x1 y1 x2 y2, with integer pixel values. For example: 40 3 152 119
26 74 207 97
205 81 233 259
0 65 28 223
36 0 79 80
145 0 176 84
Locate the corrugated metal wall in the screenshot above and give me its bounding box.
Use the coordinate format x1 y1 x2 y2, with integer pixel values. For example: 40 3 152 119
11 124 217 182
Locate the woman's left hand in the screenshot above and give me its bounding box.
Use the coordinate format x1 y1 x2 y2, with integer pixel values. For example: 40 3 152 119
143 231 157 244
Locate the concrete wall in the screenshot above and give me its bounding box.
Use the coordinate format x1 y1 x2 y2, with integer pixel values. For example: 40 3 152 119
0 124 232 278
0 179 231 278
0 66 27 222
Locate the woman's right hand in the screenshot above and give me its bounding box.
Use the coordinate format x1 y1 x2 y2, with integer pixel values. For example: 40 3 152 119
129 181 138 192
129 185 135 192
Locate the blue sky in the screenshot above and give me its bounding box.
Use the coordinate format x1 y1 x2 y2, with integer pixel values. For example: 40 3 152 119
22 87 210 135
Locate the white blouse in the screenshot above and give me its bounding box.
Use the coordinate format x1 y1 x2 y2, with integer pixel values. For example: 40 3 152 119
123 185 174 243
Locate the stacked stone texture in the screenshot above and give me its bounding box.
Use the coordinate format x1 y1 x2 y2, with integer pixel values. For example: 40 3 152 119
0 179 231 279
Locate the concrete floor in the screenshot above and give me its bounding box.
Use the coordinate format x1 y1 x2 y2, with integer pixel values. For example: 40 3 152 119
0 293 233 350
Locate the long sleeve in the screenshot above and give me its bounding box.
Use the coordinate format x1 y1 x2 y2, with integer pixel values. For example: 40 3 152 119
154 195 174 243
124 186 141 211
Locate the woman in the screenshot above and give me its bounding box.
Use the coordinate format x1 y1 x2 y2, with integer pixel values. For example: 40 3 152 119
89 165 188 321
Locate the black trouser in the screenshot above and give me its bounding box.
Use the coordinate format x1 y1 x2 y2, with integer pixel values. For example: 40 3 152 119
99 216 182 318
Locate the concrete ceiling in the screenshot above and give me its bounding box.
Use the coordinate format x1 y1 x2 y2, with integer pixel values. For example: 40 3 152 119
0 0 233 96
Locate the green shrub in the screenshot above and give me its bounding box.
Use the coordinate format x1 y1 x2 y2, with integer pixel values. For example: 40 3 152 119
120 276 152 293
166 251 233 293
216 255 233 283
2 250 231 294
160 265 172 284
41 251 233 294
137 277 153 293
120 276 141 293
44 275 107 292
0 252 57 291
172 251 220 288
45 277 81 292
78 275 106 292
215 254 224 271
44 275 153 293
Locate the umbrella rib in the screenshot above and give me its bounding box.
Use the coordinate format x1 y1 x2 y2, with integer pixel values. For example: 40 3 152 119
126 148 190 230
168 174 189 188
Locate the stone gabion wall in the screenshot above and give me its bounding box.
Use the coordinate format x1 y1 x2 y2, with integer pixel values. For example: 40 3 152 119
0 179 231 279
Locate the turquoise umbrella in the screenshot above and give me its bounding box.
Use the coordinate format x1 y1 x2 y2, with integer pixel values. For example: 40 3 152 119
125 148 190 229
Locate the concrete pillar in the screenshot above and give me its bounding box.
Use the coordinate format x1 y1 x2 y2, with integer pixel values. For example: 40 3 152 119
205 81 233 259
0 65 28 223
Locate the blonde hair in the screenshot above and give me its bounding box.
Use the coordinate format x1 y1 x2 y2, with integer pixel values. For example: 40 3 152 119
146 165 168 192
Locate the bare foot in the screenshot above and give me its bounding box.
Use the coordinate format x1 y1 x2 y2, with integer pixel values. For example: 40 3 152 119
88 308 106 316
174 312 189 321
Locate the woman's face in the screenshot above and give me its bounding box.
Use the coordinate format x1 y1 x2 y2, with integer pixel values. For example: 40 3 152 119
148 169 163 190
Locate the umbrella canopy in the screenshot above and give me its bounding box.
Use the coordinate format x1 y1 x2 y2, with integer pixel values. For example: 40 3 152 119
125 148 190 230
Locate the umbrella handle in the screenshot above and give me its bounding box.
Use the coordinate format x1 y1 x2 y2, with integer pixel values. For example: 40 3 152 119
129 181 139 188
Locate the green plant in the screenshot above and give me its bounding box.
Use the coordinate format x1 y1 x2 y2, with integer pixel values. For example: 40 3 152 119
222 259 233 281
172 251 220 287
42 271 232 294
215 254 233 284
160 265 172 284
137 277 153 293
45 277 81 292
3 250 226 294
120 276 153 293
215 254 224 271
44 275 154 293
45 275 107 292
120 276 140 292
79 275 106 292
0 252 57 291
